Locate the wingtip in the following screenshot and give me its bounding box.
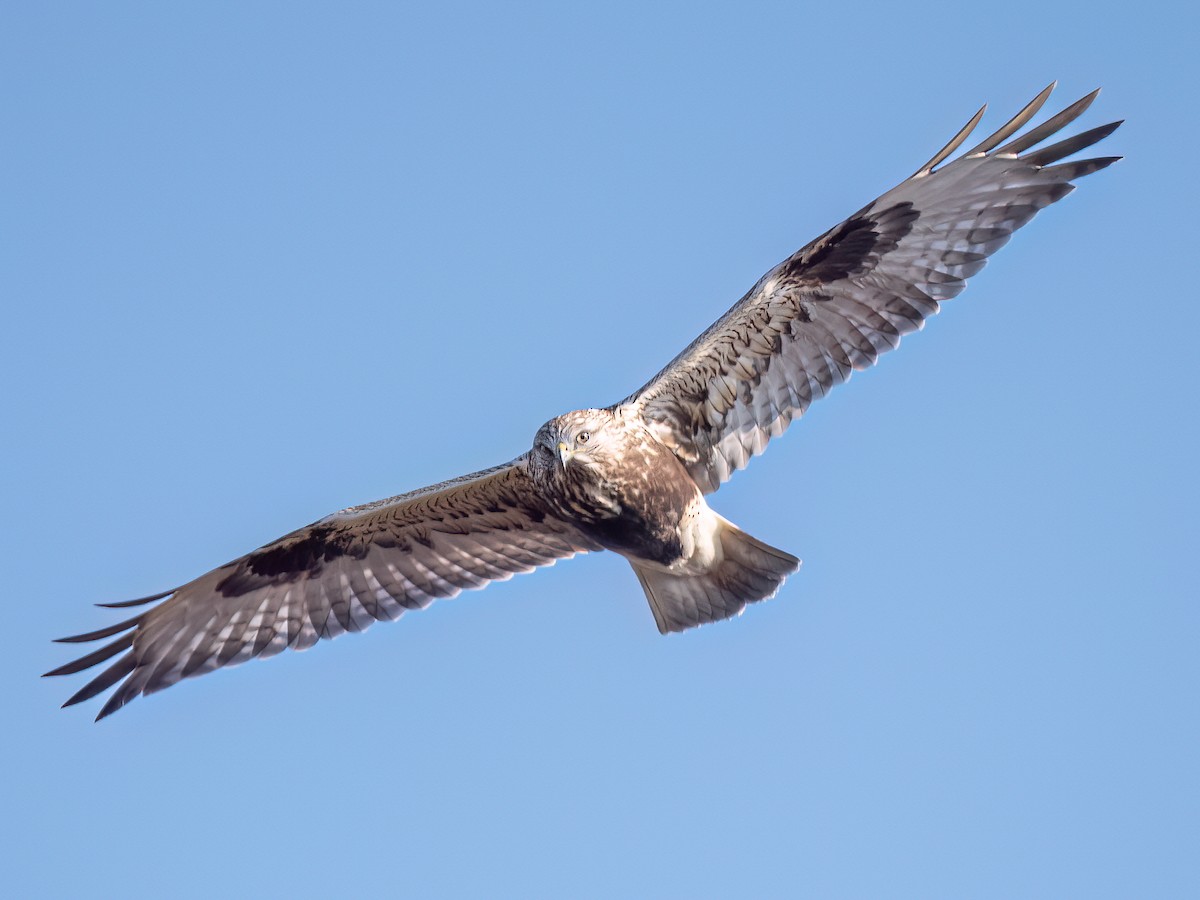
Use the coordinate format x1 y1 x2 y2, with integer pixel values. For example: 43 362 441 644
95 589 174 609
912 102 988 177
1075 88 1102 115
965 83 1062 157
95 692 130 721
61 688 89 709
51 613 145 645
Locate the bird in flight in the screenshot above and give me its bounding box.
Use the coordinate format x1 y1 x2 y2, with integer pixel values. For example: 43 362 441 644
48 84 1121 720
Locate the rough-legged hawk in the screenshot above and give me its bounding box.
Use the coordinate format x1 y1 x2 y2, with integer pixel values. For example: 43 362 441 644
48 84 1121 719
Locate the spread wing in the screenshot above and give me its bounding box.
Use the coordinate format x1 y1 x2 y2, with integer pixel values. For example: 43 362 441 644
46 457 601 719
626 84 1122 493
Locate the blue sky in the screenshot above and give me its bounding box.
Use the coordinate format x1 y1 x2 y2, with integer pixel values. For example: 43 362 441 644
5 3 1197 897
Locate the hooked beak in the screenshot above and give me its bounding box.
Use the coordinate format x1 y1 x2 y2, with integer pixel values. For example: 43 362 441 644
557 441 573 469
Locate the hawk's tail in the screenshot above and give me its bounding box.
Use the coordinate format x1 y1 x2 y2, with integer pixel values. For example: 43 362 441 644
631 520 800 634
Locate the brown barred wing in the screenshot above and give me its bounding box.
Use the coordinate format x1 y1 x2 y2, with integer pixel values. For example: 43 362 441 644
45 457 601 720
626 85 1121 493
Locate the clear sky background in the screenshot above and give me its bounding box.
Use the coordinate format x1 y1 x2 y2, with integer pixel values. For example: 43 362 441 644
4 3 1196 898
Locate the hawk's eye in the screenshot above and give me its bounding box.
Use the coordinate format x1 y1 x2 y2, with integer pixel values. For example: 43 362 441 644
577 431 591 444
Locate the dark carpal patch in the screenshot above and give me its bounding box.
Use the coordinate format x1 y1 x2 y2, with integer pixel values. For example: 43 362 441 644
217 525 361 596
787 201 919 284
251 525 364 574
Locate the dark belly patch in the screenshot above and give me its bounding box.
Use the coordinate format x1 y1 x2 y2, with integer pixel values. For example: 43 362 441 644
586 512 683 566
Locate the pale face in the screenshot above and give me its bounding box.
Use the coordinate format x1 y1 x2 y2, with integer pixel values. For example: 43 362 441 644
528 408 623 512
532 408 614 471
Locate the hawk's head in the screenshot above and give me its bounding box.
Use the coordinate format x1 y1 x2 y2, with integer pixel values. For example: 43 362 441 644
532 408 618 471
528 408 626 519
